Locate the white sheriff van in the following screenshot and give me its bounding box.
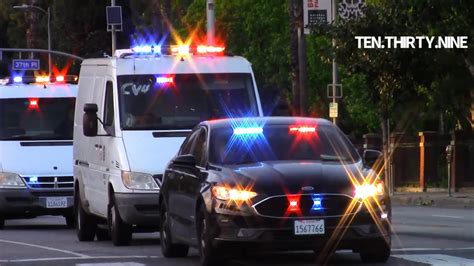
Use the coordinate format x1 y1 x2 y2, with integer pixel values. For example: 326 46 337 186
0 75 78 228
74 44 263 246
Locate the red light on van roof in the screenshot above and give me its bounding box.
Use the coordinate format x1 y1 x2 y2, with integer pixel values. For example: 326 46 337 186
55 75 65 82
289 125 316 133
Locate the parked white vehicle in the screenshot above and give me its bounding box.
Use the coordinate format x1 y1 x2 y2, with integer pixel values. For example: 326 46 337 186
73 44 263 246
0 76 78 228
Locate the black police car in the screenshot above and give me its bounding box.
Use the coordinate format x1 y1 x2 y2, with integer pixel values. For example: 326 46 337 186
159 117 391 265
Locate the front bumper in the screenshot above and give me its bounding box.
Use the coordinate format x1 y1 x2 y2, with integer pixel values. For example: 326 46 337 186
210 203 391 252
0 188 73 219
114 192 160 228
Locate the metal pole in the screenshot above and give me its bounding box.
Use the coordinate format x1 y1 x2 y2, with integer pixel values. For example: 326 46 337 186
111 0 116 55
447 162 451 197
298 26 307 116
207 0 215 45
47 7 51 75
331 0 338 125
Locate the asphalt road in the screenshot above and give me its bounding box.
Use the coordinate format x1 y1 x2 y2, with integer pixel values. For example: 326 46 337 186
0 206 473 266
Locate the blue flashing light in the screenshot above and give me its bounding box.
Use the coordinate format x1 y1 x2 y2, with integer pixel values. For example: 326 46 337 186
311 195 324 211
233 127 263 135
132 45 162 54
29 177 38 183
13 76 23 83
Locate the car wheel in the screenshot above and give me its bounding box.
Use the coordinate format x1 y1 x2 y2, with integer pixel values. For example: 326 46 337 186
0 215 5 229
198 205 223 266
160 203 189 258
359 238 391 263
96 228 111 241
108 195 132 246
75 190 97 241
65 213 75 228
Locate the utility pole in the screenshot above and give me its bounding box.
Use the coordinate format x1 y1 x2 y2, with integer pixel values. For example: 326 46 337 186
298 26 308 116
111 0 116 55
331 0 338 125
207 0 215 45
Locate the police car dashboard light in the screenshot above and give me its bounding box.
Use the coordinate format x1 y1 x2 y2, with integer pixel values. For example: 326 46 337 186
288 199 300 212
13 76 23 83
289 126 316 133
29 99 39 108
311 196 324 211
156 76 173 84
233 127 263 135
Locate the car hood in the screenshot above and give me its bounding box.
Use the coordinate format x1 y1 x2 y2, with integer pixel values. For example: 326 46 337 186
216 161 365 195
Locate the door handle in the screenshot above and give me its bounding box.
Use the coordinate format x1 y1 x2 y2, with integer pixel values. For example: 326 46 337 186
94 144 103 150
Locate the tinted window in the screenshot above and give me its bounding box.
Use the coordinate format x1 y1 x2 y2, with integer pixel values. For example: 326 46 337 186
192 129 207 167
180 130 199 155
0 98 76 140
118 73 258 130
104 81 114 127
209 124 360 165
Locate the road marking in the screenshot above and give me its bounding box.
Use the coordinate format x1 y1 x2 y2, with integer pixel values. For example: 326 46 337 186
392 254 474 265
431 214 464 219
392 247 474 252
77 263 145 266
0 256 161 263
0 239 89 258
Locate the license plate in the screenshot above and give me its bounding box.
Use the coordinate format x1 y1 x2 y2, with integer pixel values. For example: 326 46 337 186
294 219 325 235
46 197 68 208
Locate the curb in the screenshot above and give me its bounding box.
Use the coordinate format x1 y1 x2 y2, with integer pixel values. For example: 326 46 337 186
392 193 474 209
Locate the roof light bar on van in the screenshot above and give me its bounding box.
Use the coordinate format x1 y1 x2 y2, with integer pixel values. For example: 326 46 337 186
128 44 226 56
13 76 23 83
156 76 173 84
35 76 50 83
131 45 162 55
0 75 78 85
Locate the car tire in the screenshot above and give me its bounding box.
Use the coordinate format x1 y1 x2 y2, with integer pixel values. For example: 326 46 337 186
96 228 111 241
198 205 224 266
75 190 97 241
160 203 189 258
108 195 132 246
359 238 391 263
65 214 75 228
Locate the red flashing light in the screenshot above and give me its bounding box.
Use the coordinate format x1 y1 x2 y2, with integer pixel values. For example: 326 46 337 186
289 125 316 133
28 99 39 109
287 195 301 213
56 75 65 82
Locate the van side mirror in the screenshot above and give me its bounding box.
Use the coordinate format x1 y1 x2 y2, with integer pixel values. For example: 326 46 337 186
363 149 382 168
173 154 196 166
83 103 98 137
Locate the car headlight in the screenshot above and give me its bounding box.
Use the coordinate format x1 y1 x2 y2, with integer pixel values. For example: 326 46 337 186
121 171 159 190
0 172 26 188
212 185 257 201
354 179 384 199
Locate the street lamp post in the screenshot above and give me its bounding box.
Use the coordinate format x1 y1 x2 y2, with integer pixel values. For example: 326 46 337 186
13 4 51 76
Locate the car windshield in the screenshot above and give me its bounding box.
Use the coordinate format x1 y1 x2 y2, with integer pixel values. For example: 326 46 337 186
0 97 76 141
209 124 360 165
118 73 258 130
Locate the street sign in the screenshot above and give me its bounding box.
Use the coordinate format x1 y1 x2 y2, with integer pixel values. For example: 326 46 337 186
304 0 333 34
106 6 123 32
327 84 343 98
12 59 40 70
329 102 338 118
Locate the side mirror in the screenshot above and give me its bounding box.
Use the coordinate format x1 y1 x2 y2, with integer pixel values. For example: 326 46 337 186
83 103 98 137
363 149 382 168
173 154 196 166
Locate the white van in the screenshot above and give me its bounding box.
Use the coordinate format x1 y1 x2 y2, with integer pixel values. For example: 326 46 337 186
0 76 78 228
73 44 263 246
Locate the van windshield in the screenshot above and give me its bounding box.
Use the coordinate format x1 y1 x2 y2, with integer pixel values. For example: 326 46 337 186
0 98 76 141
117 73 259 130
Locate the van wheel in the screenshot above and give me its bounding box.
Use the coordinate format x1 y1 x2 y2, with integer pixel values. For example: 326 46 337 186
108 196 132 246
75 190 97 241
0 215 5 229
96 228 111 241
160 203 189 258
65 214 75 228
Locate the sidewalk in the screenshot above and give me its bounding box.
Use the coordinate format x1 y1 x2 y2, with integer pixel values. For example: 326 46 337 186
392 191 474 209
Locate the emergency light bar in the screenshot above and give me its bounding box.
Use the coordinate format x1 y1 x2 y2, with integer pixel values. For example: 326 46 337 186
0 75 79 85
130 44 225 57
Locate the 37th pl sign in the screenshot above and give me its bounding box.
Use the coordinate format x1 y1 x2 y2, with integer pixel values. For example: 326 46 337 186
12 59 40 71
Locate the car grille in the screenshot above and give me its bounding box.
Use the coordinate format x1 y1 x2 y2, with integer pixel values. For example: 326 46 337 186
253 194 354 218
23 176 74 189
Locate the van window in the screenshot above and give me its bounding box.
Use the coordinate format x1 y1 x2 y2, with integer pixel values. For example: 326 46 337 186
104 81 114 127
117 73 258 130
0 98 76 141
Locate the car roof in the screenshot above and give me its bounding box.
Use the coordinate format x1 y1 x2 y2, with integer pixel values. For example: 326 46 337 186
0 83 78 99
201 116 333 129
